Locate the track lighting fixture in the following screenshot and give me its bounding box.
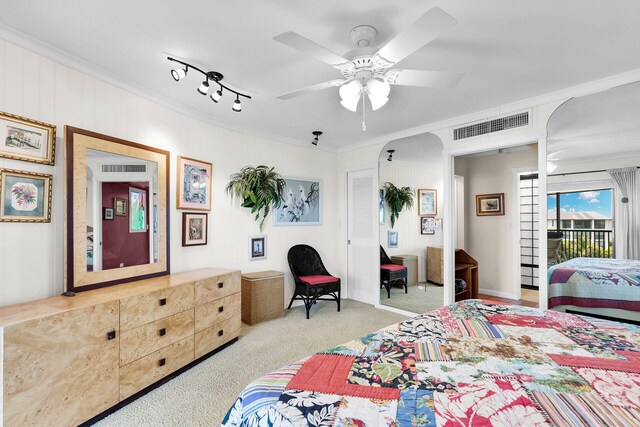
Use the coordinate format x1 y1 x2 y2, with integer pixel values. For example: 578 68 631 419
312 131 322 146
167 57 251 112
387 149 395 162
232 95 242 112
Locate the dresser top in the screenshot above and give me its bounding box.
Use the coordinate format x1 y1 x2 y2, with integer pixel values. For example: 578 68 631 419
0 268 239 326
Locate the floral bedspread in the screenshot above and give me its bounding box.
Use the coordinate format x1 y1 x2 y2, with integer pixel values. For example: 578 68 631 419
221 299 640 426
548 257 640 310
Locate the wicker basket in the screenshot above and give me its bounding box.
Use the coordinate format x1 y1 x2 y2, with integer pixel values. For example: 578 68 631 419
241 270 285 325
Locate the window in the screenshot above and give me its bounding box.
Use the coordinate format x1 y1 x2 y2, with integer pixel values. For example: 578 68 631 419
561 220 572 229
594 220 606 229
573 220 591 229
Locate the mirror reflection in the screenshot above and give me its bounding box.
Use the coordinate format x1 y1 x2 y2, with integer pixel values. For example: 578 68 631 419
378 134 444 313
86 149 159 272
546 82 640 322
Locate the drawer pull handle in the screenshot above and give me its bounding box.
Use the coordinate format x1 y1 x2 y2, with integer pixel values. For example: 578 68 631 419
106 330 116 341
218 330 224 337
159 298 167 306
158 328 166 336
159 358 166 367
218 306 224 313
218 282 224 289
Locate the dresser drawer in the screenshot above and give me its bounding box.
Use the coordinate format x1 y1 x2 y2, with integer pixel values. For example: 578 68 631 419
119 336 194 400
120 283 194 331
194 271 240 304
194 315 241 359
195 293 240 333
120 309 194 365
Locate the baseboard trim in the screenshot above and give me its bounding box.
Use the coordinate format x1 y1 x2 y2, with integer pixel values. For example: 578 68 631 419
478 288 518 300
79 337 239 427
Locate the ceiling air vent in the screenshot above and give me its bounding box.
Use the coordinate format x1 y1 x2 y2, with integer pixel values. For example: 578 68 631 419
101 164 147 173
453 112 529 141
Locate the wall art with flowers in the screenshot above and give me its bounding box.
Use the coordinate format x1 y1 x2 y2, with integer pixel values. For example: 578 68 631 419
0 169 52 222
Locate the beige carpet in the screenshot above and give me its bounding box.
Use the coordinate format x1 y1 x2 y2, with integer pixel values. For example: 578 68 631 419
380 282 444 314
95 300 408 427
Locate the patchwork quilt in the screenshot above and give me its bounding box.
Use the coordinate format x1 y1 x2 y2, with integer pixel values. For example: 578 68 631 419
548 257 640 310
221 299 640 427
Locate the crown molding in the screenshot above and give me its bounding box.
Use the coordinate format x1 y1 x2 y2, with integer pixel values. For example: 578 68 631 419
0 23 338 154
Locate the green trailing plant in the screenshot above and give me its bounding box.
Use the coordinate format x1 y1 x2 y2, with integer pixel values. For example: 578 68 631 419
226 165 286 231
383 182 414 228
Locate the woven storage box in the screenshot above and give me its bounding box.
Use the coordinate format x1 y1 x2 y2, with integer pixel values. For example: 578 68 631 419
241 270 285 325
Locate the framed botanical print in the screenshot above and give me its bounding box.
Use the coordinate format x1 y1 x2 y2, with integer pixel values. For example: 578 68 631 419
249 235 267 261
114 197 127 216
273 177 321 226
418 189 437 216
476 193 505 216
129 187 147 233
177 156 212 211
0 112 56 165
182 212 208 246
0 169 52 222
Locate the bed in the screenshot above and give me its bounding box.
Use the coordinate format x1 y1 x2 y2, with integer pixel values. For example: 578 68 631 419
222 299 640 427
548 257 640 321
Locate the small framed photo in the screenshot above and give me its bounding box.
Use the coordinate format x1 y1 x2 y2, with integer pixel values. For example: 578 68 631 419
129 187 147 233
421 217 435 235
379 188 385 225
476 193 505 216
114 197 127 216
0 169 52 222
182 212 208 246
388 231 398 248
418 189 437 216
177 156 212 211
0 111 56 165
249 235 267 261
104 207 114 220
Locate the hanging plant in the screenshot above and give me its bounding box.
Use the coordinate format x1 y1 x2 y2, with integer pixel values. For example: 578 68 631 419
226 165 286 231
383 182 414 229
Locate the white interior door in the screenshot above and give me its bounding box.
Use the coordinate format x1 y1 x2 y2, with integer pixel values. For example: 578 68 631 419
347 168 377 304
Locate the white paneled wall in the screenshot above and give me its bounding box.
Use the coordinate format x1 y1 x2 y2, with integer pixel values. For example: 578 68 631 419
379 161 444 282
0 40 339 306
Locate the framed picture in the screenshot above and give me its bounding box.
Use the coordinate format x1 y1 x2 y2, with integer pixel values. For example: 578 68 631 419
379 188 385 225
476 193 505 216
177 156 212 211
249 235 267 261
418 189 437 216
129 187 147 233
0 169 52 222
114 197 127 216
388 231 398 248
0 111 56 165
273 177 321 226
182 212 208 246
104 207 114 220
421 217 435 235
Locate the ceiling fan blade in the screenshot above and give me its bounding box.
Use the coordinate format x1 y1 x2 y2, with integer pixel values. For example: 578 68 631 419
276 79 346 100
374 7 457 66
274 32 350 67
387 69 464 88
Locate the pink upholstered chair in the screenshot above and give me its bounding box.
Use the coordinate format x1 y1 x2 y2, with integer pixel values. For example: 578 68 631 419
287 245 341 319
380 245 407 298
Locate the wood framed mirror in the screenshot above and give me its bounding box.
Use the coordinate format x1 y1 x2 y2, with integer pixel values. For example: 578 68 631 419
65 126 170 292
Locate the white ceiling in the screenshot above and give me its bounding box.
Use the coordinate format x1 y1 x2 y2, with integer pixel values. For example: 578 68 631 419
2 1 640 151
379 133 443 164
548 81 640 164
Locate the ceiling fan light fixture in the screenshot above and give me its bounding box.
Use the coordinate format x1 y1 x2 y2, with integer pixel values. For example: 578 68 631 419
366 79 390 111
197 80 210 95
339 80 362 112
340 97 360 112
171 67 187 81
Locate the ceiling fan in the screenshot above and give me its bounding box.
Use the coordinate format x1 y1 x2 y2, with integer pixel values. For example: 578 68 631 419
274 7 464 116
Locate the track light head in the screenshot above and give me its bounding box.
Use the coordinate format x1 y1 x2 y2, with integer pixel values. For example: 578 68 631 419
197 80 210 95
232 95 242 112
210 87 223 103
312 131 322 146
386 149 395 161
171 67 187 81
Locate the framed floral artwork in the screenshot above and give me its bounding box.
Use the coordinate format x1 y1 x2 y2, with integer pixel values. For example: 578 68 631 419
0 169 52 222
0 111 56 165
177 156 212 211
182 212 208 246
273 177 321 226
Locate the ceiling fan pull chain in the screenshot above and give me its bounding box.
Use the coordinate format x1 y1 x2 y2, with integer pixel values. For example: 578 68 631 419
362 95 367 131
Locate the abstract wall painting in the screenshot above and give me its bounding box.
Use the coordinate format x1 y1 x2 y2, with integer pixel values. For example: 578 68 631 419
177 156 212 211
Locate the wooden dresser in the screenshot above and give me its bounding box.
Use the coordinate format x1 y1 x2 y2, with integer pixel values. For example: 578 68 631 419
0 268 240 426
